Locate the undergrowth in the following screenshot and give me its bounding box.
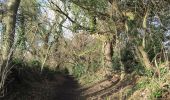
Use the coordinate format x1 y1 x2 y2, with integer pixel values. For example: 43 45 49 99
126 66 170 99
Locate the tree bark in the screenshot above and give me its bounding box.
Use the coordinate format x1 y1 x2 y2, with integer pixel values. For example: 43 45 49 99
103 40 113 75
135 46 153 70
2 0 20 60
0 0 20 96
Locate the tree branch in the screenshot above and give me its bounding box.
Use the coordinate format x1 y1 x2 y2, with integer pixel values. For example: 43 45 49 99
48 0 91 31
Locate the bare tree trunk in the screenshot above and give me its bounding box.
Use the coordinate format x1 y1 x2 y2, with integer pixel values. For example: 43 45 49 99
0 0 20 96
1 0 20 60
103 40 113 75
43 33 50 55
135 46 153 70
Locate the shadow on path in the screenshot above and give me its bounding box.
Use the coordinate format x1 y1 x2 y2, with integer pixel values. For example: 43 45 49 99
54 74 84 100
1 69 84 100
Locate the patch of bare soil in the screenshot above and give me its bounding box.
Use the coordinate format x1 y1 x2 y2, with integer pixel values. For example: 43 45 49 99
81 75 120 96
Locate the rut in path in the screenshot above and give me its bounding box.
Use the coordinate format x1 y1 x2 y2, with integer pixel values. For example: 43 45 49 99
2 74 84 100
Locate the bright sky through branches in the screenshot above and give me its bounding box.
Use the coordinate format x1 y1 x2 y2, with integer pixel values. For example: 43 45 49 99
39 0 73 39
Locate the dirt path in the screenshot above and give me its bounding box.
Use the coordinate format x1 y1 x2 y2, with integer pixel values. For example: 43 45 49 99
2 72 136 100
2 74 84 100
81 74 137 100
2 73 132 100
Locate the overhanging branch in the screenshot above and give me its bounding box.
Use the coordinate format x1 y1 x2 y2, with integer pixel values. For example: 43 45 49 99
48 0 91 31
